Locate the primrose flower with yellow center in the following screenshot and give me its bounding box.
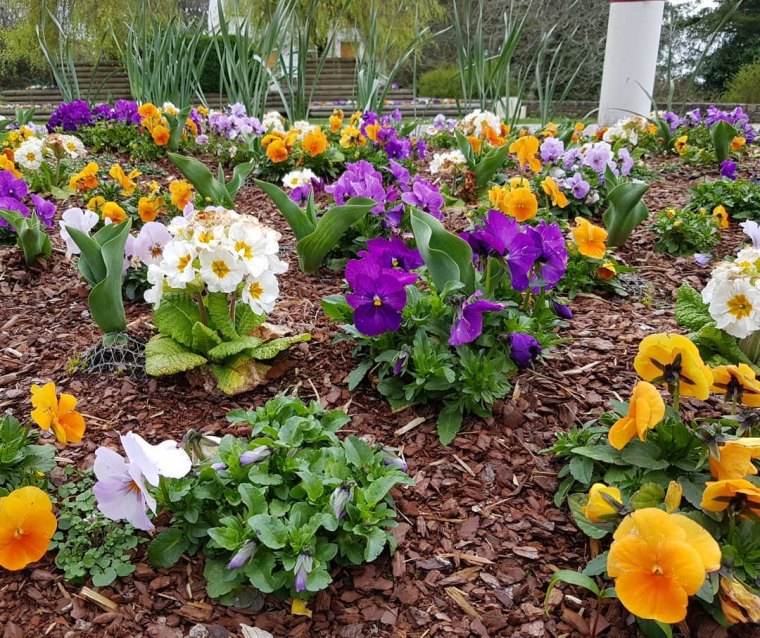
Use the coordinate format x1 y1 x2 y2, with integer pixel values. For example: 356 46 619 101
161 242 198 288
198 247 246 293
15 140 43 170
581 483 623 522
508 135 541 172
572 217 607 260
607 508 721 624
706 278 760 338
241 271 280 315
634 333 713 402
701 478 760 519
608 380 665 450
30 382 86 445
709 438 760 480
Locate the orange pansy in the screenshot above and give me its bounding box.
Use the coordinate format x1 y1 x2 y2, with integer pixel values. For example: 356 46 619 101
541 176 568 209
302 127 328 157
0 486 57 571
169 180 193 209
503 187 538 222
712 205 729 229
711 364 760 407
608 508 720 624
0 155 21 178
109 165 138 197
608 381 665 450
30 382 86 445
69 162 99 192
598 261 617 280
101 201 127 224
508 135 541 172
572 217 607 259
731 136 746 151
709 439 760 481
701 478 760 518
581 483 622 522
266 139 289 163
152 125 170 146
138 196 164 223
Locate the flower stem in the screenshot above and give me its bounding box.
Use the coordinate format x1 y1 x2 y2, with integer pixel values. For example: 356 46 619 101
195 294 208 325
671 382 680 413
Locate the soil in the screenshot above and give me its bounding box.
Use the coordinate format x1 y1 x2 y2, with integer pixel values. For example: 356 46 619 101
1 150 759 638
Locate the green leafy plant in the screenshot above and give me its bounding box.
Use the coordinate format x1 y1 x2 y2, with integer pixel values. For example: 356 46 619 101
145 292 309 395
148 395 414 603
653 206 720 256
709 119 738 163
51 469 144 586
453 129 510 198
256 180 376 273
65 219 132 334
687 178 760 222
169 152 255 208
0 209 52 266
602 166 650 248
0 414 55 496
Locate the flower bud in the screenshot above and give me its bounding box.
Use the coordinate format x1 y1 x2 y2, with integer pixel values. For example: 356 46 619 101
294 552 313 593
240 446 272 467
226 539 256 570
382 447 408 473
330 485 353 519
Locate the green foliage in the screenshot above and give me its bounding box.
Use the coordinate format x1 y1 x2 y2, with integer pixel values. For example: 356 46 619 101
65 219 132 334
653 207 720 256
675 284 713 332
453 129 511 195
723 59 760 103
602 166 650 248
418 65 462 98
117 0 211 107
0 414 55 496
50 469 143 586
0 209 52 266
709 120 738 163
687 178 760 222
148 395 413 602
257 180 376 273
169 153 255 209
145 291 310 394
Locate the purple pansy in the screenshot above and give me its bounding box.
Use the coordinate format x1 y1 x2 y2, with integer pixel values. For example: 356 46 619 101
345 258 409 336
0 170 28 200
401 177 444 220
720 159 737 181
479 210 541 291
529 220 568 292
294 553 313 593
552 300 573 320
564 173 591 200
618 148 634 176
47 99 92 132
227 539 256 570
358 237 423 273
508 333 542 367
30 194 56 227
134 221 172 266
540 137 565 163
449 292 505 346
583 143 613 175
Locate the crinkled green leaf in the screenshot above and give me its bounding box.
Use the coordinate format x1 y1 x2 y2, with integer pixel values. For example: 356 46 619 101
191 321 223 354
207 336 263 363
675 283 713 331
153 293 202 347
248 333 311 360
145 334 207 376
206 292 238 340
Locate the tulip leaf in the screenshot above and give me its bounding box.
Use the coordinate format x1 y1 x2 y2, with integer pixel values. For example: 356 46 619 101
544 569 601 613
709 120 737 163
226 161 256 198
0 209 52 266
296 197 377 273
675 283 712 331
411 208 476 295
168 152 235 208
256 179 316 240
602 180 650 248
474 144 510 189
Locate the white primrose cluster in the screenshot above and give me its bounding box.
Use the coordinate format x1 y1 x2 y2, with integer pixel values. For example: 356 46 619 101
145 206 288 316
457 109 502 138
262 111 286 134
428 149 467 175
701 245 760 338
282 168 317 189
15 133 87 170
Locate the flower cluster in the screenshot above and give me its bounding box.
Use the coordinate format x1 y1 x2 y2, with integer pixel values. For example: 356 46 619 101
14 132 86 172
207 103 265 141
144 206 287 315
662 106 756 143
47 99 92 132
0 169 56 229
91 100 142 126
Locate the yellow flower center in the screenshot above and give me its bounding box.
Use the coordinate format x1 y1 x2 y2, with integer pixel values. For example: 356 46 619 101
651 564 664 575
150 245 163 258
14 527 23 538
177 254 192 272
25 152 36 162
212 260 231 278
235 241 253 259
373 297 382 307
728 294 753 320
249 282 264 299
198 231 214 244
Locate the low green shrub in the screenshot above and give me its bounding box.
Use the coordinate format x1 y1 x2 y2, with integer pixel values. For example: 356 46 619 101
419 65 462 99
723 59 760 104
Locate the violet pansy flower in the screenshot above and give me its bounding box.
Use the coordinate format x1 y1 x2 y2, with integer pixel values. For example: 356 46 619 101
134 221 172 266
345 258 410 336
508 333 542 367
401 177 444 220
294 553 313 593
449 292 505 346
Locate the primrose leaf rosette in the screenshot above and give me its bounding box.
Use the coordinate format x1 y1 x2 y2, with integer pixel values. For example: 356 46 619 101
143 205 309 393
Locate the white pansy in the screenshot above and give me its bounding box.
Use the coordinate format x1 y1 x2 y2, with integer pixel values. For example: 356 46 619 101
15 140 43 170
429 149 467 175
241 271 279 315
161 241 198 288
199 247 246 293
459 109 501 138
59 207 99 256
282 168 317 189
291 120 316 139
708 278 760 338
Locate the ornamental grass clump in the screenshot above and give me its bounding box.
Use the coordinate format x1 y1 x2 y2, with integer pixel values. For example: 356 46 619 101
546 332 760 633
142 205 309 394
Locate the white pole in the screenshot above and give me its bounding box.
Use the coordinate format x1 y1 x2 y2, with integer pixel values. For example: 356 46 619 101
208 0 220 33
598 0 665 126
